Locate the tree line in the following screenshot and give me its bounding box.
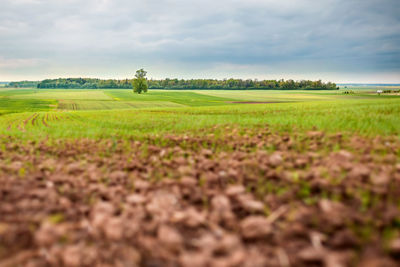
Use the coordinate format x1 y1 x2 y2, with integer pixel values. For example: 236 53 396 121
6 81 40 88
8 78 338 90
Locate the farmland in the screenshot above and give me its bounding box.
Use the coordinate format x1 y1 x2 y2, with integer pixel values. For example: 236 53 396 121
1 88 400 138
1 88 400 266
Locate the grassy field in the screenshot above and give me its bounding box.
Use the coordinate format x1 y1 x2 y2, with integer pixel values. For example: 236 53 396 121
1 87 400 266
0 87 399 139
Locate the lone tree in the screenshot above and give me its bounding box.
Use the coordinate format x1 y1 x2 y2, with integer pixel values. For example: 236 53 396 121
132 69 148 94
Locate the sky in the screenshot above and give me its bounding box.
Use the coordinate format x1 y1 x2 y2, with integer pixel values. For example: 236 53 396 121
0 0 399 83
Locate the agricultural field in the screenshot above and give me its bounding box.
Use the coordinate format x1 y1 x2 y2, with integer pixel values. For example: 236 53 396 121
1 87 400 266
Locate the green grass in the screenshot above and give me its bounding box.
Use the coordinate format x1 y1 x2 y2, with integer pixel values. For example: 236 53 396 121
10 89 111 100
0 88 399 140
104 90 238 106
0 98 56 114
0 88 41 96
57 100 184 110
195 90 334 102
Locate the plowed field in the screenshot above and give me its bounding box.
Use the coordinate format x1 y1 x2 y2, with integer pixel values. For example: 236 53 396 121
1 128 400 266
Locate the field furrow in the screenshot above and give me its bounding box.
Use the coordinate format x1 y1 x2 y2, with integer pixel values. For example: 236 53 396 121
15 113 37 131
42 114 49 127
30 113 39 126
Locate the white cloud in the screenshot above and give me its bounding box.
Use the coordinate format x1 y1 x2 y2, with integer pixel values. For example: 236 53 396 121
0 0 399 81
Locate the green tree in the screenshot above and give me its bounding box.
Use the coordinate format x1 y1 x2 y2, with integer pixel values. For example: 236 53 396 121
132 69 148 94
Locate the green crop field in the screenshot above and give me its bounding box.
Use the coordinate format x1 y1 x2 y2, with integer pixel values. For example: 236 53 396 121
0 87 399 139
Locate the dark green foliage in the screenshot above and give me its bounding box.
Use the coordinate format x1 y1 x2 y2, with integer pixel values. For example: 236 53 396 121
37 78 131 89
382 89 400 93
148 78 337 90
132 69 148 94
6 81 39 88
33 78 337 90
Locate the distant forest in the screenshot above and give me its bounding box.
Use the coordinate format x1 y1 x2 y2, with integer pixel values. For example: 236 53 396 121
6 81 39 88
7 78 338 90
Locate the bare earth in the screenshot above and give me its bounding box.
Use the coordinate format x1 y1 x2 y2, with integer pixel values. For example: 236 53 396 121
0 127 400 267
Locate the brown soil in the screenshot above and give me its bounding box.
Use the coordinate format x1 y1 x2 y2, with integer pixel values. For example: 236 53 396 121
15 113 37 132
42 115 49 127
31 114 39 126
6 123 13 131
0 127 399 267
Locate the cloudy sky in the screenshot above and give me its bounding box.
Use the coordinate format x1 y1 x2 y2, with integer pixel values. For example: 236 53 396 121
0 0 399 82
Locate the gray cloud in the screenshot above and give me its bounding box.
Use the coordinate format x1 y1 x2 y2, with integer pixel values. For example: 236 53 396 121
0 0 399 82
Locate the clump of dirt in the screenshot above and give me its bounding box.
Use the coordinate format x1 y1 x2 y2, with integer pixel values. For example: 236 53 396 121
0 127 399 266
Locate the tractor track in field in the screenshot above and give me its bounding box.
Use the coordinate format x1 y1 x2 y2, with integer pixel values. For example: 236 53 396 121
39 112 72 127
13 113 38 132
20 113 35 131
30 113 39 126
41 114 49 127
38 113 61 128
5 112 75 132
